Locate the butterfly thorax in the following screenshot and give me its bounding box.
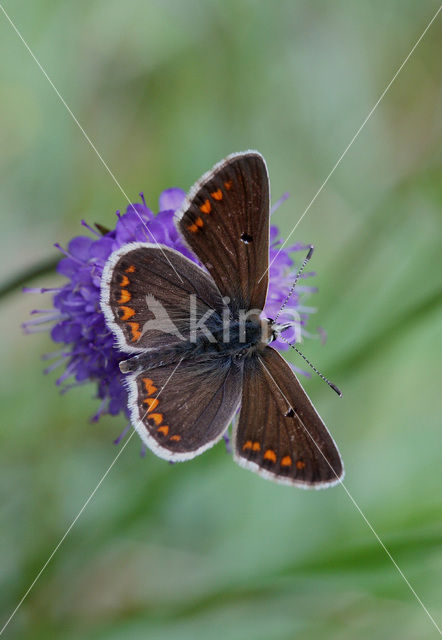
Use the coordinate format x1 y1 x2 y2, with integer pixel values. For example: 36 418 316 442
207 316 272 356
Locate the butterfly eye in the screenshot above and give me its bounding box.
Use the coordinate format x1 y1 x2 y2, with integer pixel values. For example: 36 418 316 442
284 407 295 418
240 232 253 243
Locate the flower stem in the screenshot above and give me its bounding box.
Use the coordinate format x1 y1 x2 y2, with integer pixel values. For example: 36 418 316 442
0 255 60 300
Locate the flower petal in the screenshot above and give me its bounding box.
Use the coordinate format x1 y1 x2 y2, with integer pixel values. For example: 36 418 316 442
68 236 94 261
159 188 186 212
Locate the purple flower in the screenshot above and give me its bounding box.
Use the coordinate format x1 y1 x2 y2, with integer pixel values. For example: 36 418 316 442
24 189 319 431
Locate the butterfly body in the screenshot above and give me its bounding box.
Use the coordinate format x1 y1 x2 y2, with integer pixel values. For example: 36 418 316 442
119 312 272 374
101 151 344 487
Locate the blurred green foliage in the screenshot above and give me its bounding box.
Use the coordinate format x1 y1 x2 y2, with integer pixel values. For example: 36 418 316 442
0 1 441 638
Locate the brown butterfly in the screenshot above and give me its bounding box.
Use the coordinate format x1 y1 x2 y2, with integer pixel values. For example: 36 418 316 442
101 152 344 487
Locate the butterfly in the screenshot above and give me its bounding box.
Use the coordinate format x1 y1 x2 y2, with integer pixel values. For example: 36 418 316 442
101 151 344 487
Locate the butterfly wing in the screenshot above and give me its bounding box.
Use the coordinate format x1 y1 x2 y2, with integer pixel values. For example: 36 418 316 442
233 347 344 487
176 151 270 312
101 242 224 353
127 355 243 461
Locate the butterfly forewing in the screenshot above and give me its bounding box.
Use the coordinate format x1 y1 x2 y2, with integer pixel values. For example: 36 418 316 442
101 243 224 352
234 347 344 487
176 152 270 312
127 356 243 461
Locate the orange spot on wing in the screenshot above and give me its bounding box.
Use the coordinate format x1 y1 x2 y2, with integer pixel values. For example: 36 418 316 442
224 180 233 190
200 199 211 214
143 397 159 412
127 321 141 342
211 188 223 200
120 305 135 320
157 425 169 436
120 275 130 287
264 449 277 463
142 378 158 395
125 265 136 273
188 223 198 233
170 434 181 442
281 455 292 467
195 216 204 227
296 460 306 470
243 440 252 451
252 442 261 452
149 413 163 426
119 289 131 303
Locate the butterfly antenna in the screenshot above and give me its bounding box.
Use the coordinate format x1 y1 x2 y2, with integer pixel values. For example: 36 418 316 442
280 335 342 396
274 245 314 322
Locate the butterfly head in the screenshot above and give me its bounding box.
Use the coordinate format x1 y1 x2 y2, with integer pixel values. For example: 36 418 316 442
266 318 297 343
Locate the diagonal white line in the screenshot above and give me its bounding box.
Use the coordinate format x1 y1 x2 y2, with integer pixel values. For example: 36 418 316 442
0 3 183 283
0 358 183 636
259 5 442 283
0 430 135 637
258 355 442 636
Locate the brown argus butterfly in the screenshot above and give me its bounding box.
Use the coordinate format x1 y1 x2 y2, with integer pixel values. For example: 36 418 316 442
101 152 344 487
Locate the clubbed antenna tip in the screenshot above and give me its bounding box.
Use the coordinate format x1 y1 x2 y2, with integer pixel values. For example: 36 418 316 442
330 383 342 397
280 336 342 398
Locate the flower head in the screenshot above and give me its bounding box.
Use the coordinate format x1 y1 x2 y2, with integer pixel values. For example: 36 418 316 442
24 189 318 427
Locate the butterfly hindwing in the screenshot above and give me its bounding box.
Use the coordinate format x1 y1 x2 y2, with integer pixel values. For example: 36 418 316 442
176 151 270 313
233 347 344 487
101 242 224 353
127 356 243 461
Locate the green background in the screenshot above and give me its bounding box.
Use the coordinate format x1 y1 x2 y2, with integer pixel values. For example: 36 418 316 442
1 2 441 638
